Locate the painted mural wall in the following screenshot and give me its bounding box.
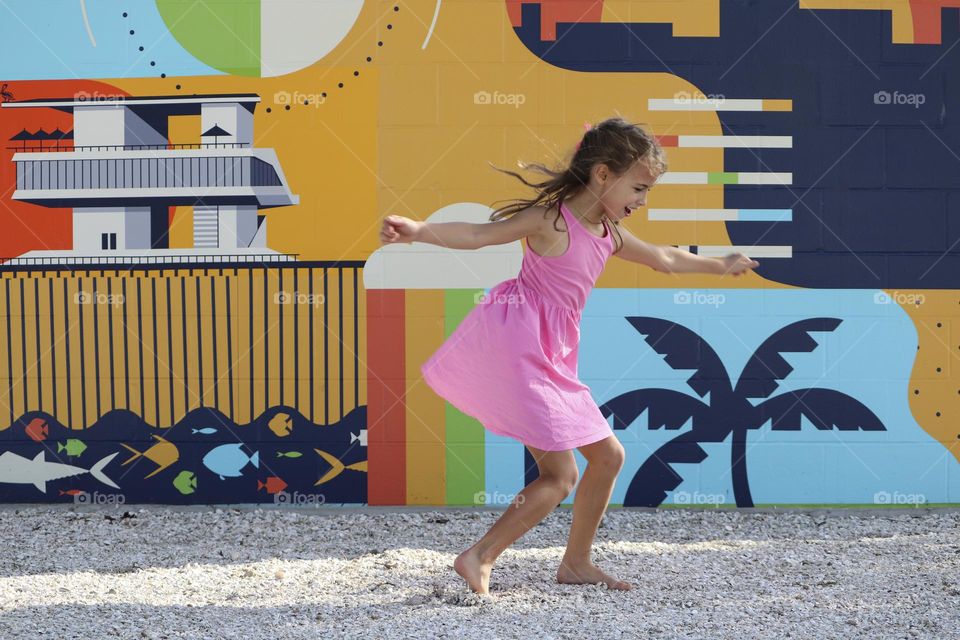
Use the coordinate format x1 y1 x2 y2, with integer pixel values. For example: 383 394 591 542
0 0 958 508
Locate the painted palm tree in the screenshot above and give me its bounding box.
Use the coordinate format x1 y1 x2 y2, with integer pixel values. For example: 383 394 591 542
600 317 884 507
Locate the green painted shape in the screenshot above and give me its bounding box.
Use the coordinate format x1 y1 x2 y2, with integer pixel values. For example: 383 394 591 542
444 290 485 506
156 0 261 77
707 172 738 185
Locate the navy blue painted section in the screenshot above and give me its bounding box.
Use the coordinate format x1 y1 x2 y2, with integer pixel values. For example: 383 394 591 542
0 406 367 504
513 1 960 288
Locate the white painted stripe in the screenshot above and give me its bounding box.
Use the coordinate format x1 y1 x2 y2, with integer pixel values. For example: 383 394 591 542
738 172 792 185
658 172 709 184
649 98 764 111
678 135 792 148
696 245 792 258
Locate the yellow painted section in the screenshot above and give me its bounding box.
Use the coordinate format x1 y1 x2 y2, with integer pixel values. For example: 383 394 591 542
800 0 915 43
602 1 721 36
405 290 447 504
763 99 793 112
902 291 960 462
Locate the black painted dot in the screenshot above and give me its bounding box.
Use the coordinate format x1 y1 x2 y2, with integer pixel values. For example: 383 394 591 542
338 82 344 88
138 46 144 51
387 24 393 29
353 70 359 76
937 322 943 328
284 105 290 111
303 99 309 105
937 367 942 373
129 30 135 35
160 73 166 78
150 61 156 66
176 84 181 90
936 411 941 417
266 107 271 113
914 389 920 395
394 6 399 11
366 56 372 62
321 92 327 98
378 41 383 46
122 12 128 17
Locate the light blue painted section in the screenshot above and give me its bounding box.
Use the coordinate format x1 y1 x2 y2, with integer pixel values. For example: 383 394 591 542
570 289 957 506
0 0 221 80
738 209 792 222
484 432 525 505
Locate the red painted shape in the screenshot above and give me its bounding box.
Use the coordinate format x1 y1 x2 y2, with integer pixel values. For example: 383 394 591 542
656 134 679 147
365 289 407 505
0 80 130 259
909 0 960 44
506 0 605 41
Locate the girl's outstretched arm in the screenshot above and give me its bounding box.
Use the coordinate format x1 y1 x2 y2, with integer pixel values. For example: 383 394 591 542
613 223 759 276
380 207 546 250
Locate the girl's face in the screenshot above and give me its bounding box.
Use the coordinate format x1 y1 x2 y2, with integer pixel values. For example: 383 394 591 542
593 161 657 222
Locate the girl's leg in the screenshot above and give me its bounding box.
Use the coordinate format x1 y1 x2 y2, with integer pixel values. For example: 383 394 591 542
454 445 579 594
557 435 630 590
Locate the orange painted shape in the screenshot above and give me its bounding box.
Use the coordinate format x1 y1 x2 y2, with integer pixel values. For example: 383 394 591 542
506 0 605 41
910 0 960 44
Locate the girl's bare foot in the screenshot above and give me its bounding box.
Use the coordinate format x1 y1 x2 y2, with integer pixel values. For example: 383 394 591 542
556 560 632 590
454 547 493 595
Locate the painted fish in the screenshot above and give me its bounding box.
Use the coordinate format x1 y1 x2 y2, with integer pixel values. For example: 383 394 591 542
57 439 87 457
202 444 259 480
191 428 218 435
350 430 368 447
267 412 293 437
257 476 288 494
24 418 48 442
0 451 119 493
172 470 198 495
276 451 303 458
314 449 368 485
120 435 179 479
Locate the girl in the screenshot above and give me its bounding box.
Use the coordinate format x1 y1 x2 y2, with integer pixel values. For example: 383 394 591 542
379 117 758 595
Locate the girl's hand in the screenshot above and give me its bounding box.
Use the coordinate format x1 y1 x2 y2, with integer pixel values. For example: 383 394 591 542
721 252 759 276
380 214 422 245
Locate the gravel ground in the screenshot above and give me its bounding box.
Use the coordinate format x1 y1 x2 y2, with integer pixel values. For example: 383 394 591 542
1 506 958 639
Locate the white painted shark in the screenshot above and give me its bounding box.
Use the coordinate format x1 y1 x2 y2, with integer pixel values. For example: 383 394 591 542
0 450 120 493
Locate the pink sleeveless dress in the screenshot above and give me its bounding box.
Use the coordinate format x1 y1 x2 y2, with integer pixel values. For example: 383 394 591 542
420 200 616 451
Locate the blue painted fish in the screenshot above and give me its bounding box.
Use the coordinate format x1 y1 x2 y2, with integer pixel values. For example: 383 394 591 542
202 444 259 480
192 428 218 436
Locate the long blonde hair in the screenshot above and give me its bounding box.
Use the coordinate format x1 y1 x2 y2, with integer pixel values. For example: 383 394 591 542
489 117 667 254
